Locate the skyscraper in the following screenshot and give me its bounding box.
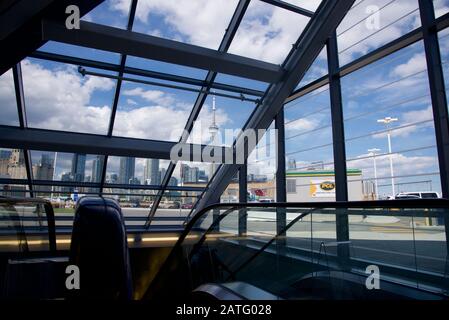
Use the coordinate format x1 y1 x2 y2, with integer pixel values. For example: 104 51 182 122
91 156 102 183
144 158 160 185
7 149 27 179
119 157 135 184
71 154 86 182
33 154 54 193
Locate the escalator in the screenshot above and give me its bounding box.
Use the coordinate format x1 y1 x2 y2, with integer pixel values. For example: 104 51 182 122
144 200 449 300
1 196 449 300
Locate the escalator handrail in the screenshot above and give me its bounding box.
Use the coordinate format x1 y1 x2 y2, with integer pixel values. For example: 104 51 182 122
0 197 56 252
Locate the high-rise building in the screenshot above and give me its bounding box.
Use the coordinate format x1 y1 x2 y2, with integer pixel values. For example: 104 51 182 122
7 149 27 179
119 157 135 184
144 159 160 185
33 154 54 193
91 156 102 183
168 177 178 187
71 154 86 182
182 165 199 183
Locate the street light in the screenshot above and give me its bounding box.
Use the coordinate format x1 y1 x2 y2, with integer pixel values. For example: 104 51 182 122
377 117 398 197
368 148 380 200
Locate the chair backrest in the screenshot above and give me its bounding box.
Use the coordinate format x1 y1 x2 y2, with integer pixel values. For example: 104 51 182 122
69 197 132 299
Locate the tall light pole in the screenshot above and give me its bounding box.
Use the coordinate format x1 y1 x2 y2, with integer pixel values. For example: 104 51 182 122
377 117 398 197
368 148 380 200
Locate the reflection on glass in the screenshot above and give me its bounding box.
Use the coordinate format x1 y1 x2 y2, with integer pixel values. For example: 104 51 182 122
0 69 19 126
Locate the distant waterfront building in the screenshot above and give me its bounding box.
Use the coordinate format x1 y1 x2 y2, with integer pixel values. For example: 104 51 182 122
33 154 54 194
71 153 86 182
91 156 102 183
144 159 160 185
168 177 178 187
181 164 200 183
119 157 135 184
7 149 27 179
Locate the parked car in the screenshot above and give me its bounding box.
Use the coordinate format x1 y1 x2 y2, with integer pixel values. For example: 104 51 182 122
181 203 194 209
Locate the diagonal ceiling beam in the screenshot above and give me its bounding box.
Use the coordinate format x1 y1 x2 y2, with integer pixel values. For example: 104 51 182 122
194 0 356 212
41 20 283 83
145 0 252 226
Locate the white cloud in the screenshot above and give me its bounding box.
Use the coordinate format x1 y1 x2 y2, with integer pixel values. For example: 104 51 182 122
122 87 175 106
0 59 235 143
111 0 239 49
392 53 427 78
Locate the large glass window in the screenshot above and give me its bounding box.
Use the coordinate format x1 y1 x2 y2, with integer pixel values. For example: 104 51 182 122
337 0 421 65
132 0 239 50
342 41 441 200
112 80 198 141
284 85 336 202
228 0 310 64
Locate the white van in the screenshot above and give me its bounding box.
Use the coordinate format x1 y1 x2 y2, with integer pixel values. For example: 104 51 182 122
395 191 440 199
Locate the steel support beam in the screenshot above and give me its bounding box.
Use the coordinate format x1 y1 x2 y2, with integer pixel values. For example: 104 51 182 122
41 20 283 83
418 0 449 255
259 0 314 17
1 0 104 75
12 63 33 197
239 142 248 236
195 0 356 212
327 32 350 260
0 126 230 161
146 0 251 226
29 51 265 98
275 109 287 242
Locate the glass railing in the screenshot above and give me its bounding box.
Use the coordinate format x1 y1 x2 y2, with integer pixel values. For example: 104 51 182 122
146 200 449 299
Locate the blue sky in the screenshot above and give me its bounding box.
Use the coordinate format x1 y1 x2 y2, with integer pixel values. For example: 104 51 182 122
1 0 449 197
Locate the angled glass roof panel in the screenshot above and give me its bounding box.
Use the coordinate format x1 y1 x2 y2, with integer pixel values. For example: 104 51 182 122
283 0 323 12
105 156 170 186
434 0 449 18
22 58 115 135
228 0 310 64
112 80 198 141
296 47 328 89
82 0 131 29
337 0 421 66
187 94 257 146
213 73 269 92
126 56 208 80
0 69 19 126
38 41 121 64
131 0 240 50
